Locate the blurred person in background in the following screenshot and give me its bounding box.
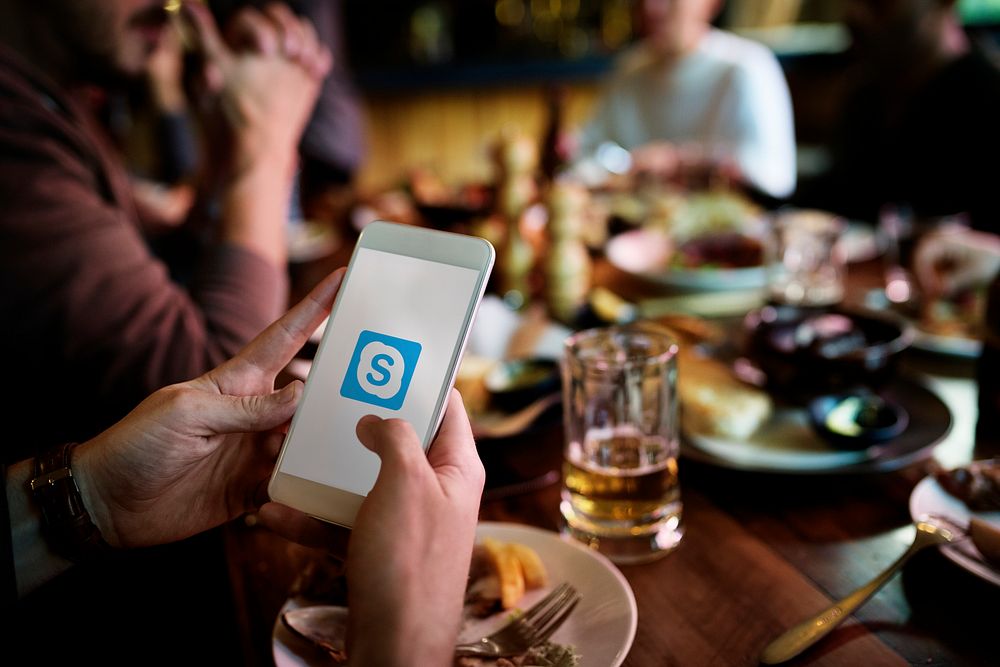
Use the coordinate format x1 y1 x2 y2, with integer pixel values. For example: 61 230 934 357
0 0 328 660
211 0 367 223
914 228 1000 448
295 0 366 208
794 0 1000 232
576 0 796 200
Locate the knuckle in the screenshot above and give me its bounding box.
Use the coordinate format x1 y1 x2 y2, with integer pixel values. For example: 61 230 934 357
167 386 201 413
239 394 266 421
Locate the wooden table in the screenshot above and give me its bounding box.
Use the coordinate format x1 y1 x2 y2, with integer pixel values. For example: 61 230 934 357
226 244 1000 667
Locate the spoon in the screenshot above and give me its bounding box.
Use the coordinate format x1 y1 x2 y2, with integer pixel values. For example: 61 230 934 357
759 516 961 664
472 393 561 440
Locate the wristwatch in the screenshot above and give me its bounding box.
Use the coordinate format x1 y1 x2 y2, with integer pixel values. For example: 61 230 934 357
29 442 110 563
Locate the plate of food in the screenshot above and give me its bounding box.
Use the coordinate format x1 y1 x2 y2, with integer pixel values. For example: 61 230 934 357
866 281 986 359
604 189 769 291
909 459 1000 586
273 522 638 666
680 373 952 475
606 227 768 291
910 291 985 358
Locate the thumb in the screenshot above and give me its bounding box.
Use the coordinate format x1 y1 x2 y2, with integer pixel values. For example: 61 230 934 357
355 416 425 474
198 381 303 434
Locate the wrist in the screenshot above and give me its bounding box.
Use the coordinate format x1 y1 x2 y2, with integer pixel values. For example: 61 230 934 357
219 157 294 267
29 442 115 561
70 440 120 548
347 599 457 666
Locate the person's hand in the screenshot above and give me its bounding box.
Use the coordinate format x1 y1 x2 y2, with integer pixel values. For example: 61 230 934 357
183 2 331 178
630 141 680 180
72 269 345 548
913 228 1000 298
346 391 485 666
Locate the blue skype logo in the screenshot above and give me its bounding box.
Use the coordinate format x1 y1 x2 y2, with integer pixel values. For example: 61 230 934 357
340 330 422 410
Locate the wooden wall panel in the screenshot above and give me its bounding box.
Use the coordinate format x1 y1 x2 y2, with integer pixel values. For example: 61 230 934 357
355 83 600 192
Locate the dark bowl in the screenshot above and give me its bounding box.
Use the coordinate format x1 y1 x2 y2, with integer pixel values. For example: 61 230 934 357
744 304 913 403
808 390 909 449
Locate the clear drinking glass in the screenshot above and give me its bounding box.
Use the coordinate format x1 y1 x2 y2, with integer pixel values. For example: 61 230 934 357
560 327 683 564
769 210 846 307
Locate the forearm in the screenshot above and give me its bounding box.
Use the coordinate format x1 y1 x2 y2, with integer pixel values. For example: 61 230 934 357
5 459 73 598
348 614 455 667
218 156 294 268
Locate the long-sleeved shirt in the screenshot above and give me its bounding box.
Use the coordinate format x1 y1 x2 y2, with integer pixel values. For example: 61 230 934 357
0 44 288 461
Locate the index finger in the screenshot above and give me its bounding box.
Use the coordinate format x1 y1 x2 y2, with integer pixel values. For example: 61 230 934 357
223 6 280 56
180 0 229 64
220 268 345 378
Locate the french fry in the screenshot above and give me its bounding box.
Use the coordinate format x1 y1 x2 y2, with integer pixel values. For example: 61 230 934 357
482 538 525 610
505 543 548 589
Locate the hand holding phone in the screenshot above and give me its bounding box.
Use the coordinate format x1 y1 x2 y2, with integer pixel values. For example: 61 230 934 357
268 221 495 527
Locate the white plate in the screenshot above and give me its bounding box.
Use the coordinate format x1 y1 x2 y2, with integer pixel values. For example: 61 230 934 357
273 522 638 667
909 472 1000 586
682 377 952 474
685 407 873 472
911 329 982 359
605 227 768 291
862 289 983 359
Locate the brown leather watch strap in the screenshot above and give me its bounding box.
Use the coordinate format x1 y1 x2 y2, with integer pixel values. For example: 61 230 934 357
29 443 111 563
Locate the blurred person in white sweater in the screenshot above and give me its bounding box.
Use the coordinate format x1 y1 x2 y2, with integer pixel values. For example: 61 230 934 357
578 0 796 199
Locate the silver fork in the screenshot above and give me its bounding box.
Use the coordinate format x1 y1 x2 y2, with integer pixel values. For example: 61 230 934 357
455 582 581 658
760 515 962 664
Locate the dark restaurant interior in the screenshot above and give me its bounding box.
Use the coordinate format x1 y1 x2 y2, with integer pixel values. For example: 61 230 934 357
3 1 1000 665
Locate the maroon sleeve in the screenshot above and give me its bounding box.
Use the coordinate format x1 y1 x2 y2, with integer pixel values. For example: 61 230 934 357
0 81 287 429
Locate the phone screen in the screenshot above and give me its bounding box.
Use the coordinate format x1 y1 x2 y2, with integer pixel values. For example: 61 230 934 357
279 247 481 496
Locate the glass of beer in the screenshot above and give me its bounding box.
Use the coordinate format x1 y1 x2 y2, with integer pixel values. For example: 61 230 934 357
560 327 683 563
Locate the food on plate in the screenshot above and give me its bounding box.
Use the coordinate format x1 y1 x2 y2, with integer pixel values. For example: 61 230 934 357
655 189 761 243
969 518 1000 568
635 319 771 440
919 288 985 340
934 459 1000 511
460 538 579 667
466 538 549 616
457 355 499 416
677 346 772 440
671 231 764 270
455 643 580 667
281 536 571 666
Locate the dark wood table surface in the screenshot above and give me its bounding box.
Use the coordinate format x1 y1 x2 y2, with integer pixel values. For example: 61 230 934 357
225 237 1000 667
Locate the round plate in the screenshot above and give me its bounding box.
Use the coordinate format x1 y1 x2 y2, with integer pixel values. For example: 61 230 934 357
273 522 638 667
911 328 982 359
682 377 951 474
605 228 768 291
863 289 983 359
909 472 1000 586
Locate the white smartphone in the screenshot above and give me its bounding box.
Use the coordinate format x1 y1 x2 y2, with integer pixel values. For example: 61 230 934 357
268 221 495 527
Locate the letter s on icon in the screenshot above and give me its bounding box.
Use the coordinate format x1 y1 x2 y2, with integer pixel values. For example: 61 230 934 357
366 353 394 386
356 341 405 400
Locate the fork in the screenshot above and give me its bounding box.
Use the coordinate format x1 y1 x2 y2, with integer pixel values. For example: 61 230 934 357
454 582 582 658
760 515 961 664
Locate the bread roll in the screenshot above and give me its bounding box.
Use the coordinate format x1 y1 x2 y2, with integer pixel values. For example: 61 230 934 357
677 347 772 440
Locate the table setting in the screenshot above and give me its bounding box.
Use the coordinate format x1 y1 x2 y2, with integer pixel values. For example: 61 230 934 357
225 157 1000 667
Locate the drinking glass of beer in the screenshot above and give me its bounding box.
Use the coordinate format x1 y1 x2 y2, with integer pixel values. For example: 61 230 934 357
560 327 683 563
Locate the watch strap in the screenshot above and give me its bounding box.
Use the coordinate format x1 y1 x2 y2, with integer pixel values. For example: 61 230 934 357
30 443 111 563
